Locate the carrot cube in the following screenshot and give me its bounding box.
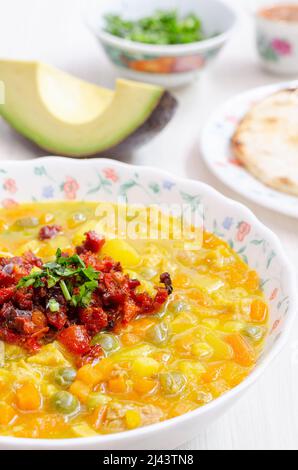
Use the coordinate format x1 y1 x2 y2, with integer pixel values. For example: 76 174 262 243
16 382 41 411
250 299 268 323
77 365 103 387
69 380 91 403
226 334 256 367
107 376 127 394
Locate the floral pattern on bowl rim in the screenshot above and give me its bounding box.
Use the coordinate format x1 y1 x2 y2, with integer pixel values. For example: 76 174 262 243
0 156 295 346
201 79 298 218
257 32 293 62
102 44 221 74
0 157 295 449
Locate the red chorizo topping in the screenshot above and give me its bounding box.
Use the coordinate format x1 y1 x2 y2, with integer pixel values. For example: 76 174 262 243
0 231 172 356
38 225 62 240
160 272 173 295
77 344 104 367
76 230 105 254
58 325 91 355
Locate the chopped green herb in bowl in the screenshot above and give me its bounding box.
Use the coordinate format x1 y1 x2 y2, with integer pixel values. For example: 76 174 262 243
86 0 237 87
104 10 206 45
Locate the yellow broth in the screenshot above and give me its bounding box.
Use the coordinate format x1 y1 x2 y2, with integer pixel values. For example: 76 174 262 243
0 202 269 438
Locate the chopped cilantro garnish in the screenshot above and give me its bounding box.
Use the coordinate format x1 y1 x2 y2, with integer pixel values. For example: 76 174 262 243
59 280 72 301
17 249 100 308
104 10 205 45
47 298 60 312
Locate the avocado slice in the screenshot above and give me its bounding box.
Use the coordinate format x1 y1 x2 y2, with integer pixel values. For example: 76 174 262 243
0 60 177 157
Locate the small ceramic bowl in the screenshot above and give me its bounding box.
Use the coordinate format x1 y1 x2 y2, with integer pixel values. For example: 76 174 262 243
255 4 298 75
0 157 296 450
84 0 237 87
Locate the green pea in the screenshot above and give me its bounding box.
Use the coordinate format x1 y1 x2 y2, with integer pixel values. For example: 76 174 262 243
159 371 186 396
147 322 168 345
51 391 79 415
91 333 120 353
73 213 86 223
14 217 39 229
54 367 77 387
69 212 87 227
87 393 111 410
243 325 264 342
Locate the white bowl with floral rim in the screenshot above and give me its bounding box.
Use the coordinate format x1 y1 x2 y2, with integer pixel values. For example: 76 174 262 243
84 0 237 87
0 157 295 450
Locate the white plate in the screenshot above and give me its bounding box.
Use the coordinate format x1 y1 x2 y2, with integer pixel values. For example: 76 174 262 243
201 80 298 218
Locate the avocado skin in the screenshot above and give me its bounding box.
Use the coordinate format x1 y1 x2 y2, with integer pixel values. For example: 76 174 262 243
0 59 179 158
95 91 178 158
38 90 178 158
1 90 177 158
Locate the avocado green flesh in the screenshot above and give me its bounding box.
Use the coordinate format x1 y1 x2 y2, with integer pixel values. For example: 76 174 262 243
0 61 166 157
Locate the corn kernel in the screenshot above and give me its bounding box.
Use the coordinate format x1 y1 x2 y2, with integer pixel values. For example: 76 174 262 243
125 409 141 430
72 422 98 437
131 357 160 377
101 239 140 267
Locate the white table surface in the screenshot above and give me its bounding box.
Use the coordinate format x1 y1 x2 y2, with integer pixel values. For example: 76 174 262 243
0 0 297 451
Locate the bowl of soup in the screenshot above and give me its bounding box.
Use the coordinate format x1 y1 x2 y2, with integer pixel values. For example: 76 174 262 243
0 157 295 450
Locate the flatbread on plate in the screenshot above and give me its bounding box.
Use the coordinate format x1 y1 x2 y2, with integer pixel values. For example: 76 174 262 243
232 88 298 196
